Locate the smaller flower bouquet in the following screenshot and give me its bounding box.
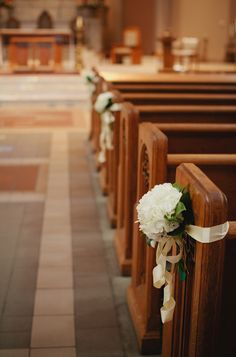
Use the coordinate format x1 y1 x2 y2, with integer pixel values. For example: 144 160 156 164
94 91 120 114
82 69 99 94
94 91 121 163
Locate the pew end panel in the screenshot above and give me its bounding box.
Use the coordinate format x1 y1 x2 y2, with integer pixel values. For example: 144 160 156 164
163 163 228 357
127 124 169 354
217 221 236 357
106 110 121 227
115 102 139 275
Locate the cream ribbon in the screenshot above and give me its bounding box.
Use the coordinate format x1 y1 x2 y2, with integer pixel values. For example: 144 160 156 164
153 221 229 323
185 222 229 243
153 236 183 323
98 104 121 164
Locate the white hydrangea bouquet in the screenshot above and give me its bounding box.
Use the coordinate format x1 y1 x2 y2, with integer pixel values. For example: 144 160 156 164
137 182 193 273
136 182 229 323
94 91 121 163
137 183 193 247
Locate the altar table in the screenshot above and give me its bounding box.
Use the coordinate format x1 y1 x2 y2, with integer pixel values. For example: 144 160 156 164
0 29 72 72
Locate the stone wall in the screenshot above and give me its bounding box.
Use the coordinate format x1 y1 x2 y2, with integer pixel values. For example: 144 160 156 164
13 0 77 28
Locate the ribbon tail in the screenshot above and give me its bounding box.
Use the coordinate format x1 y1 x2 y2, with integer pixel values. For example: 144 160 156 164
153 237 183 323
160 271 176 323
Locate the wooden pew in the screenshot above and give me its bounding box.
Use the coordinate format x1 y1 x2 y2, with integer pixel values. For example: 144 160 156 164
123 92 236 106
127 123 236 354
92 74 236 150
90 75 236 218
115 103 236 274
108 103 236 227
90 72 236 155
104 72 236 94
112 82 236 94
92 90 236 152
162 163 236 357
136 104 236 124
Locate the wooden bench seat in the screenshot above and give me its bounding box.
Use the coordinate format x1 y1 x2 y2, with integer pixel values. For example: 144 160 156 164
127 123 236 354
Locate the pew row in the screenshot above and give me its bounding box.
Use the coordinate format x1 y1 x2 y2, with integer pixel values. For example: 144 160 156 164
127 123 236 354
104 71 236 94
123 93 236 106
115 103 236 274
108 103 236 227
89 72 236 155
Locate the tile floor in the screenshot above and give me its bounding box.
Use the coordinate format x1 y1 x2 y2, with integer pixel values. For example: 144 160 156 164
0 76 159 357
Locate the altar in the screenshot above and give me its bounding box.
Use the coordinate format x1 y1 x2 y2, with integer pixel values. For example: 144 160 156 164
0 29 73 72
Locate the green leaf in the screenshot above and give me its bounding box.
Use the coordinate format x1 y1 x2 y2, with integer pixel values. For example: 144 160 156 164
86 76 93 83
180 190 194 225
164 213 177 222
172 182 184 192
178 259 187 281
164 202 185 226
104 97 113 111
175 201 186 217
145 237 152 246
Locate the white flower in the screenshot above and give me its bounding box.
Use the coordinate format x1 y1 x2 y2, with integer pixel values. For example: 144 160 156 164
82 69 99 84
137 183 182 241
82 69 99 94
94 91 114 114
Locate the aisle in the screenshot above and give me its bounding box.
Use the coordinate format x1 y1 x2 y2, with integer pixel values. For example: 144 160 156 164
0 90 150 356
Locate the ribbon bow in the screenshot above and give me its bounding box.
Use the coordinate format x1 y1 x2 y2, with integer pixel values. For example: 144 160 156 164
98 103 121 164
153 221 229 323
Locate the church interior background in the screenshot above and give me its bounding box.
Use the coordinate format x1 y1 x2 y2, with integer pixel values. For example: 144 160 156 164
0 0 235 357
